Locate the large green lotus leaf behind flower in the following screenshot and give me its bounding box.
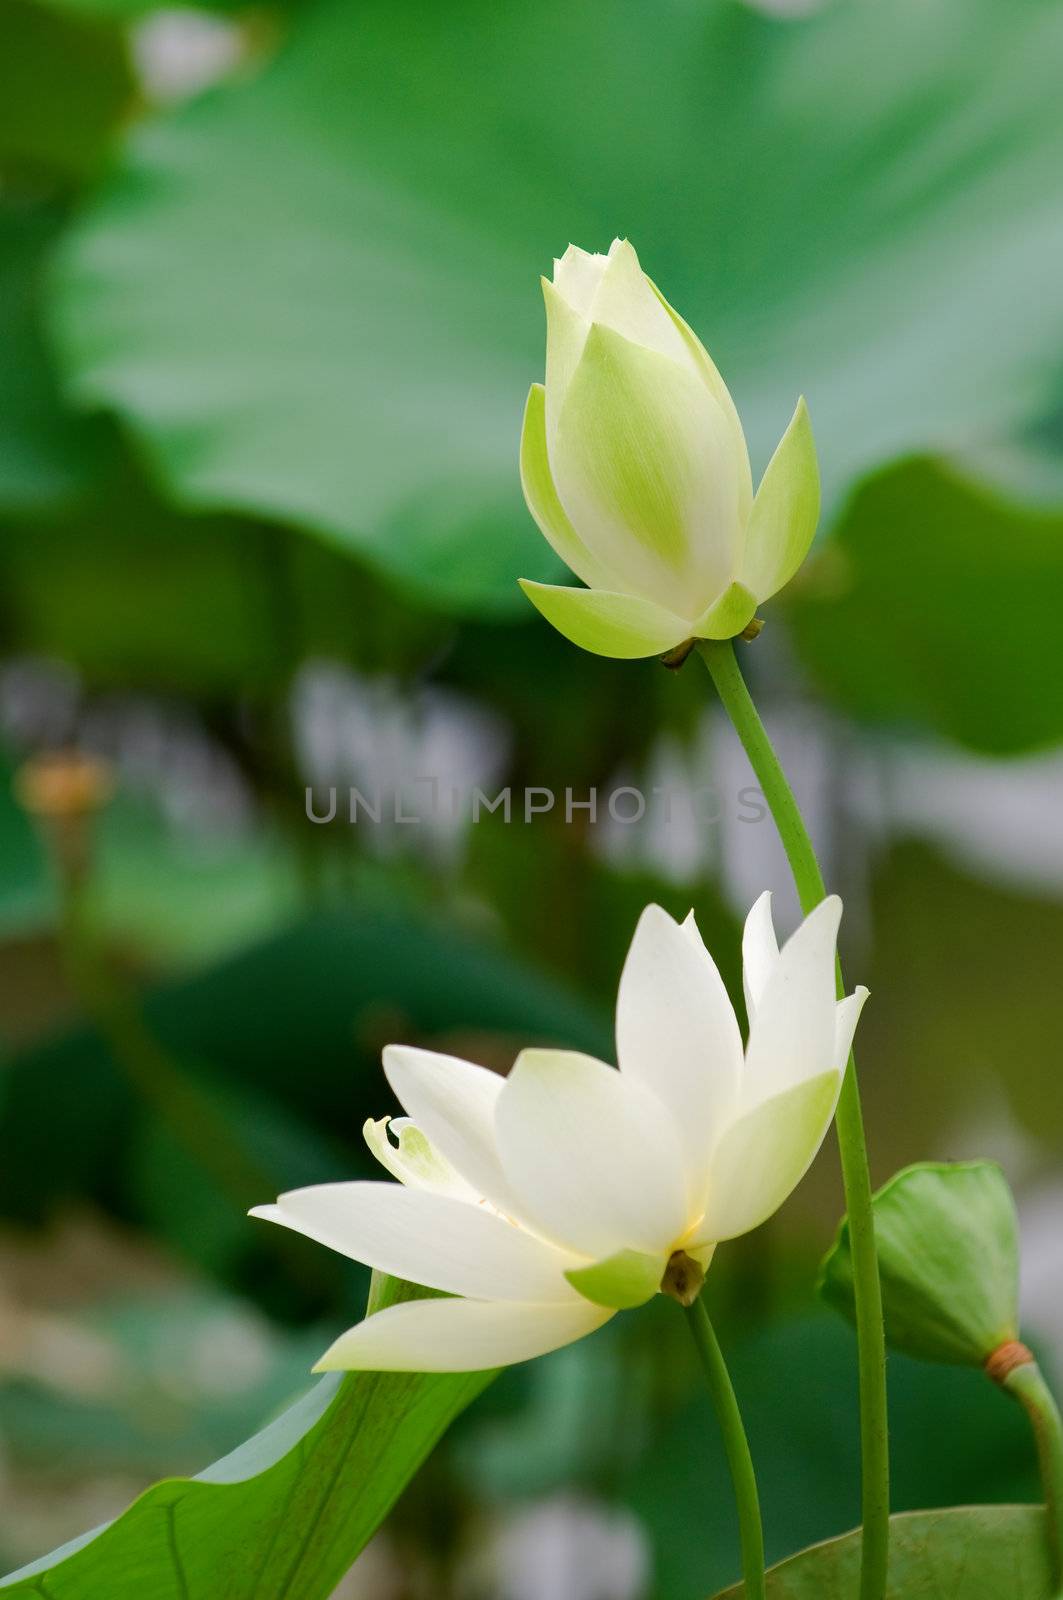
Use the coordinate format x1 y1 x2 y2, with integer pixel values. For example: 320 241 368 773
252 896 867 1372
49 0 1063 614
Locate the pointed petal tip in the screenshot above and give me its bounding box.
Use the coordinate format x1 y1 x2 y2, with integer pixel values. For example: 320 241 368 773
679 907 710 955
381 1040 431 1085
790 395 815 446
310 1350 365 1375
782 893 842 958
740 396 820 604
744 888 775 937
637 900 674 929
810 892 843 928
630 900 708 957
742 891 780 1021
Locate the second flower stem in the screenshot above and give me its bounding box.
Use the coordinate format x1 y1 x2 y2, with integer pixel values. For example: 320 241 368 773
1004 1359 1063 1592
685 1294 766 1600
697 638 890 1600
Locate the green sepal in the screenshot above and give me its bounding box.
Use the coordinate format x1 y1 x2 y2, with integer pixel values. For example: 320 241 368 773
819 1160 1020 1367
739 395 820 604
693 580 758 641
518 579 690 659
566 1248 664 1309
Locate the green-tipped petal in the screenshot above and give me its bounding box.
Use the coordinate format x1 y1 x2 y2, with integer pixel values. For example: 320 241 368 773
700 1070 841 1242
741 397 820 603
363 1116 479 1200
518 580 690 659
519 385 618 591
551 322 742 613
692 580 758 641
566 1248 665 1310
651 284 753 523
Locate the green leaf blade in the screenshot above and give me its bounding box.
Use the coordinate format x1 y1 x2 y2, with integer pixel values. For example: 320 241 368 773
0 1275 496 1599
49 0 1063 612
711 1506 1053 1599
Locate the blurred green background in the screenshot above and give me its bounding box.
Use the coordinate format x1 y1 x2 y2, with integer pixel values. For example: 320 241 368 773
1 0 1062 1594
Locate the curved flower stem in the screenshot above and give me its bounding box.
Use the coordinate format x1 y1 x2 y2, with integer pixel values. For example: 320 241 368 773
697 638 890 1600
1004 1361 1063 1591
684 1294 766 1600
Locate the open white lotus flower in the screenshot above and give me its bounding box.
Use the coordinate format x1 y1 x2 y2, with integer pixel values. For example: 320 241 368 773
252 894 866 1373
519 238 820 658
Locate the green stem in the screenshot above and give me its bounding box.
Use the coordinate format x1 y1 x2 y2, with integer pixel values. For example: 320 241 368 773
697 638 890 1600
1005 1361 1063 1590
684 1295 766 1600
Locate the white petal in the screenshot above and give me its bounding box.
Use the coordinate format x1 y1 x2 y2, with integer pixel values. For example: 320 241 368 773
616 905 742 1203
742 891 780 1022
743 896 841 1107
698 1071 842 1242
382 1045 517 1213
833 986 869 1072
314 1295 613 1373
543 277 591 451
251 1183 582 1302
552 243 608 318
587 239 693 368
363 1117 480 1201
495 1049 689 1259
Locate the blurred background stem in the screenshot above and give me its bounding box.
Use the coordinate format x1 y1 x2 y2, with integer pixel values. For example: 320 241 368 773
697 639 890 1600
19 751 279 1216
58 872 274 1215
684 1294 765 1600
